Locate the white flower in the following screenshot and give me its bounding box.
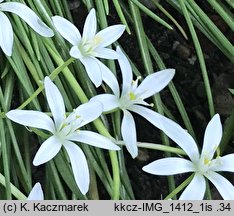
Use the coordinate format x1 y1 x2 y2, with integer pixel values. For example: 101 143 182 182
0 0 54 56
27 183 44 200
52 8 125 87
143 114 234 200
91 47 175 158
6 77 120 195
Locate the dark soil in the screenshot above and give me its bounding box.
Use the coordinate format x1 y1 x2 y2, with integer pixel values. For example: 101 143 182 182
70 0 234 199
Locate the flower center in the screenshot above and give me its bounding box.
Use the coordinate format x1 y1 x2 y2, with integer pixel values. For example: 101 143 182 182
194 157 212 175
55 113 82 140
79 36 103 57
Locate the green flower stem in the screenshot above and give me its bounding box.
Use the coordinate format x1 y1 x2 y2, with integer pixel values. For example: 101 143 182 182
81 145 113 197
164 174 194 200
117 141 186 155
147 38 196 140
0 117 11 199
187 0 234 61
130 0 173 30
207 0 234 31
152 0 188 39
95 0 116 73
113 0 131 34
47 161 68 199
45 42 120 200
129 0 176 196
179 0 215 117
224 0 234 9
0 173 27 200
219 109 234 154
16 57 74 110
0 88 31 193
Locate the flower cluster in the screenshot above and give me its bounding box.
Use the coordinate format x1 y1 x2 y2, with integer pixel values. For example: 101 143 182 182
3 2 234 200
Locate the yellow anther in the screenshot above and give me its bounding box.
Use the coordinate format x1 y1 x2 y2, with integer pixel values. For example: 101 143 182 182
129 92 136 100
204 158 211 165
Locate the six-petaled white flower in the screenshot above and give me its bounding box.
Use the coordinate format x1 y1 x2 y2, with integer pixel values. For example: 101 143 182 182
143 114 234 200
6 77 120 195
91 47 175 158
0 0 54 56
52 8 125 87
27 183 44 200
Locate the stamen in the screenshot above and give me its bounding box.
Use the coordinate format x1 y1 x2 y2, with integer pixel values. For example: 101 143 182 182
204 158 211 165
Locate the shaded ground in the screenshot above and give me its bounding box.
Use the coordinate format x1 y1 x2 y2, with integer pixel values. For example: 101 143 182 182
69 0 234 199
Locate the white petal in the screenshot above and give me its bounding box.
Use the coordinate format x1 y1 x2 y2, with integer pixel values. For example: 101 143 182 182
0 12 13 56
27 183 44 200
210 154 234 172
52 16 81 45
90 94 119 112
205 171 234 200
68 130 120 150
69 46 83 59
121 110 137 158
6 110 55 133
97 61 120 97
33 136 62 166
63 141 89 195
143 158 194 175
82 8 96 40
131 105 200 162
201 114 222 160
135 69 175 99
1 2 54 37
95 25 125 47
80 57 102 87
179 173 206 200
72 101 103 127
44 77 65 129
116 47 133 95
94 47 120 59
